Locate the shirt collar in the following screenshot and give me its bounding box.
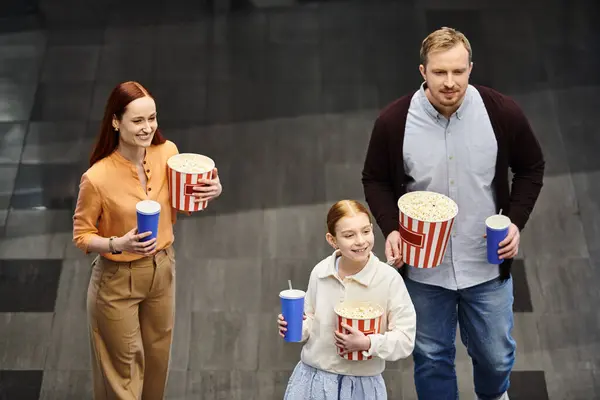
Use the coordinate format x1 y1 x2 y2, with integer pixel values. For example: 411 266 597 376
419 82 471 121
318 250 379 287
110 147 151 166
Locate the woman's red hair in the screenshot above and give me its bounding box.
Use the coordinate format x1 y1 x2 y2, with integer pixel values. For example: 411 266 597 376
89 81 166 166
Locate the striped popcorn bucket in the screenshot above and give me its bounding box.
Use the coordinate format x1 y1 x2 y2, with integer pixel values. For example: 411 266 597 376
334 302 384 361
167 153 215 212
397 192 458 269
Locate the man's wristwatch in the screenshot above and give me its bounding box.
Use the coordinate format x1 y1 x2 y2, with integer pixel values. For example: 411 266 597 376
109 236 122 254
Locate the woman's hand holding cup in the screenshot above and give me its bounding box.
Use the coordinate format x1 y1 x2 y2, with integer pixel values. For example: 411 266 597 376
114 227 157 256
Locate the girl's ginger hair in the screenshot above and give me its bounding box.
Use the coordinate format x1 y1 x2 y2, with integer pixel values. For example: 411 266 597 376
326 200 372 235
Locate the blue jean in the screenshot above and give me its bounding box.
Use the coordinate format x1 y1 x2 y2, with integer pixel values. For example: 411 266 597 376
404 277 516 400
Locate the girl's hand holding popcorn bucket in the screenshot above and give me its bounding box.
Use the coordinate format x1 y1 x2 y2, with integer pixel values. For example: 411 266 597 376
334 322 373 359
334 302 384 361
167 153 222 212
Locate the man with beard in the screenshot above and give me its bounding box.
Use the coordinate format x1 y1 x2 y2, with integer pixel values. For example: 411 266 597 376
361 27 545 400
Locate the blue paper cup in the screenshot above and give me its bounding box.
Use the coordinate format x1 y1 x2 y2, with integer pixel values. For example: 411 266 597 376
485 215 511 264
136 200 161 242
279 289 305 342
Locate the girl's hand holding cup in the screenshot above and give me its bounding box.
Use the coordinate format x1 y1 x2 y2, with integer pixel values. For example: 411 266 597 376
278 313 307 338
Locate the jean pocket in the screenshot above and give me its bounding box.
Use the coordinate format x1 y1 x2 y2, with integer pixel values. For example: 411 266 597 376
486 275 512 292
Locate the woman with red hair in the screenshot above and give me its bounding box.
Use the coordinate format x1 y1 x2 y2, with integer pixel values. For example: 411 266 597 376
73 81 222 399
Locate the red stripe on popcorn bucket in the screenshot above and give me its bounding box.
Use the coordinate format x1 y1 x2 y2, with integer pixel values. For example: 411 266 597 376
334 302 384 361
167 153 215 212
398 191 458 268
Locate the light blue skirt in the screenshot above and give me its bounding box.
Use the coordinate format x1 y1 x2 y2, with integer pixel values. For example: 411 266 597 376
283 361 387 400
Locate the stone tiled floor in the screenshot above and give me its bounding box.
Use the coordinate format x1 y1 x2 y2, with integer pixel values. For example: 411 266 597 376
0 0 599 398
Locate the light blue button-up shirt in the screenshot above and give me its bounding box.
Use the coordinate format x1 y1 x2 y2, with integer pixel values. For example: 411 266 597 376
403 83 499 290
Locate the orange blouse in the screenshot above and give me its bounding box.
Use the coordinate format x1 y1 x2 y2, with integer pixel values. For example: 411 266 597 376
73 140 179 262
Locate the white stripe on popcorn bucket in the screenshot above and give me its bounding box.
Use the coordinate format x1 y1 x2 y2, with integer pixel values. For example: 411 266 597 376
334 302 384 361
167 153 215 212
397 191 458 269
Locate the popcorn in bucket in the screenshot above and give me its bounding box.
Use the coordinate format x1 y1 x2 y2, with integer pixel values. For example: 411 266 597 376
334 301 384 361
167 153 215 212
398 191 458 268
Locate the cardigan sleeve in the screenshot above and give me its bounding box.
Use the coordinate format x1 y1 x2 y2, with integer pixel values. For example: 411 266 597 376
505 98 545 230
362 116 402 238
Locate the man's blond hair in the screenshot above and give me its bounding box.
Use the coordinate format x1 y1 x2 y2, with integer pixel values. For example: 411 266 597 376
420 27 472 66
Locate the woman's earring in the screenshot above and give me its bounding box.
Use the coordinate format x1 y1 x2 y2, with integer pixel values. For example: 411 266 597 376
114 127 118 131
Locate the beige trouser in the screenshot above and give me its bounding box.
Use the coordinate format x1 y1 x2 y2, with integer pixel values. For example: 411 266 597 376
87 246 176 400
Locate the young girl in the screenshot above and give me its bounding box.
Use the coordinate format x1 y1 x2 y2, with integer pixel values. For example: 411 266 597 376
277 200 416 399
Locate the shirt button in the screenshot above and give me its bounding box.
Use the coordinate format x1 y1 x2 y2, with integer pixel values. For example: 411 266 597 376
449 156 453 160
143 161 146 165
450 180 455 185
148 187 152 191
146 169 150 173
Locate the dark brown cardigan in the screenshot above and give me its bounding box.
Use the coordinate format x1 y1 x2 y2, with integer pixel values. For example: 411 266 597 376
362 85 545 279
